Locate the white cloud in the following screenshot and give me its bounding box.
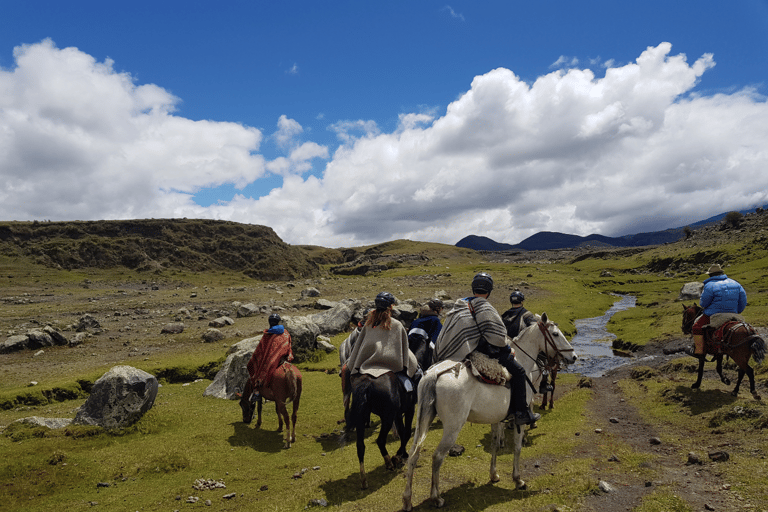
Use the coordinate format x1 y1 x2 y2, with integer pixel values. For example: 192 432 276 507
441 5 465 22
3 40 768 249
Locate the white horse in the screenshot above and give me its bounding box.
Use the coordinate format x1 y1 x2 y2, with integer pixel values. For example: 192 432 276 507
402 313 577 511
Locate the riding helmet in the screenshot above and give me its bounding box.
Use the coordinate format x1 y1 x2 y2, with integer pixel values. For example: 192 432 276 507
509 291 525 304
374 291 396 311
268 313 281 326
471 272 494 294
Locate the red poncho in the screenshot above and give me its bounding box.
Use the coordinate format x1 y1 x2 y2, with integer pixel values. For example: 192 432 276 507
247 328 294 389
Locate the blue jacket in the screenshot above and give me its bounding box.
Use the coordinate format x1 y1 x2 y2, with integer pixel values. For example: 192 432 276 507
409 315 443 343
700 274 747 316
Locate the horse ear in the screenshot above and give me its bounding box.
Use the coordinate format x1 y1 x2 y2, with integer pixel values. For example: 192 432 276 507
682 304 687 310
541 312 548 323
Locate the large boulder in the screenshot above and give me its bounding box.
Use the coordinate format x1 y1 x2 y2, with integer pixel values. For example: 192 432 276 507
678 282 704 301
204 337 260 399
73 366 158 429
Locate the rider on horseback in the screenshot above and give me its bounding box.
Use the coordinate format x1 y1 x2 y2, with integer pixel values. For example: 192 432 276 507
247 313 294 394
502 291 552 394
432 272 541 426
689 264 747 356
344 292 419 389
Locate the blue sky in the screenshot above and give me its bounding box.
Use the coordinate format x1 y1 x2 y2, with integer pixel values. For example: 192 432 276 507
2 1 768 247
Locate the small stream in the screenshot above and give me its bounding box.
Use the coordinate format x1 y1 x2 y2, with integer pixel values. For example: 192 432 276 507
565 294 638 377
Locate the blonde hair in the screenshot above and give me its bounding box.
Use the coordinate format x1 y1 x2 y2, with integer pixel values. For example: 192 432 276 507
366 307 392 330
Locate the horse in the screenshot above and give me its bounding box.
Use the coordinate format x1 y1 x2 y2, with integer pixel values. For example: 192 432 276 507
402 313 577 511
681 303 766 399
239 362 303 449
532 355 560 410
349 371 415 489
407 326 435 373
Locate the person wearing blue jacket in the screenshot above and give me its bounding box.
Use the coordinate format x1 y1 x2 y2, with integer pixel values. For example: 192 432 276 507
690 264 747 355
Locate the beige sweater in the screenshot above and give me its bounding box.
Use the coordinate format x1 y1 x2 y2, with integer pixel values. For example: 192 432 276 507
344 320 418 378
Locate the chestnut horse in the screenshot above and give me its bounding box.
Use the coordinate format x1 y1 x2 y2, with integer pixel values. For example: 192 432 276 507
681 304 766 399
239 362 303 448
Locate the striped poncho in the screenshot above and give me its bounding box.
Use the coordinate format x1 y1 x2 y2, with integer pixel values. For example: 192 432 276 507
432 297 507 364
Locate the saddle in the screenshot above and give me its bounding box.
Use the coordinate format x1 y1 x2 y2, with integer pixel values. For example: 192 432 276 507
703 314 758 354
467 351 511 386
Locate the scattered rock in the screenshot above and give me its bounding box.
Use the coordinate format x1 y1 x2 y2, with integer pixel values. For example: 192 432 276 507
678 282 704 301
192 478 226 490
301 287 321 298
209 316 235 328
598 480 615 493
448 444 465 457
202 328 225 343
686 452 703 465
649 437 662 445
609 417 619 423
223 493 236 499
307 498 328 507
73 365 158 429
578 377 593 388
161 322 185 334
708 450 730 462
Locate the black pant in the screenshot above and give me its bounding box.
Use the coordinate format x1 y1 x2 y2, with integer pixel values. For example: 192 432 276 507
497 352 527 414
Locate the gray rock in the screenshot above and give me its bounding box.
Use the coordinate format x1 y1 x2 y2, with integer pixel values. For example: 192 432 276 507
314 299 337 310
678 282 704 301
14 416 73 429
76 314 102 333
315 336 336 353
26 329 55 349
598 480 615 493
209 316 235 328
686 451 703 465
73 366 158 428
236 303 259 318
161 323 185 334
0 334 32 353
204 344 257 400
301 287 321 298
227 336 261 355
202 329 226 343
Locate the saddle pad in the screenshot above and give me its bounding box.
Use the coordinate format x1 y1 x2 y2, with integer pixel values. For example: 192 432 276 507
467 351 512 386
708 313 745 329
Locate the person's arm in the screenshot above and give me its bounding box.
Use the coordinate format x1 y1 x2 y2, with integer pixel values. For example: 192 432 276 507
738 285 747 313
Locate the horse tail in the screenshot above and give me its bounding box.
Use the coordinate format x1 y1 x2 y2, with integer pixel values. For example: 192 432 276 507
751 335 767 364
284 364 302 403
411 370 438 448
350 375 374 427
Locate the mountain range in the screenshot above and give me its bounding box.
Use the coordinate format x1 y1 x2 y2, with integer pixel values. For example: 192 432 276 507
456 204 768 252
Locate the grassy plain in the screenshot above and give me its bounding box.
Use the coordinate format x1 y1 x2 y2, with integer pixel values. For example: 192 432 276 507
2 216 768 511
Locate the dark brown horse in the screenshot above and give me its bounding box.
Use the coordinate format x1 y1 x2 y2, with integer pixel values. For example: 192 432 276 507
348 371 415 489
239 362 303 448
681 304 766 399
535 356 560 410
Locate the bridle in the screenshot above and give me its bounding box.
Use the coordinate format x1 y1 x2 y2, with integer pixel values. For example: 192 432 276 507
512 320 575 366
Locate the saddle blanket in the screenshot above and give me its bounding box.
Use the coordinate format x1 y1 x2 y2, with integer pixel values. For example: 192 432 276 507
467 351 512 386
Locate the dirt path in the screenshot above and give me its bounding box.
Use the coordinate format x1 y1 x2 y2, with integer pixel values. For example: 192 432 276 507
576 347 753 512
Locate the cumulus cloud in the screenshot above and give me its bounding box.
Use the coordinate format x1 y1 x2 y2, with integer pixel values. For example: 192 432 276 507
2 40 768 249
0 39 266 220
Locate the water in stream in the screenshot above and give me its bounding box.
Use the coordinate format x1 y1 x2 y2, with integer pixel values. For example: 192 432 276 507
565 294 638 377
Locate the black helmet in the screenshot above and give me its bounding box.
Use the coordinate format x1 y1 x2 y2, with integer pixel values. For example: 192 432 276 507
268 313 281 326
471 272 494 294
509 291 525 304
374 291 396 310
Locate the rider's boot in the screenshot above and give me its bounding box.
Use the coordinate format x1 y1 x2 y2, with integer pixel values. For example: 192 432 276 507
501 358 541 425
538 373 553 394
686 334 705 356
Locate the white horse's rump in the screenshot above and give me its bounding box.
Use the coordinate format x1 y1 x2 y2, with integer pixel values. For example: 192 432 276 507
402 313 577 511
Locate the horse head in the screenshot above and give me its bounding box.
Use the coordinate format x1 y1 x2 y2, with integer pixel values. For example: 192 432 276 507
681 303 701 335
537 313 577 365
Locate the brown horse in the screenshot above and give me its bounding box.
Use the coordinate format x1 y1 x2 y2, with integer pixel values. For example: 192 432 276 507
681 304 766 399
535 356 560 410
239 362 303 448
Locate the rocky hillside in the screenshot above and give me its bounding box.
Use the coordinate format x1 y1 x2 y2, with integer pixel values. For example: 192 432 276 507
0 219 319 280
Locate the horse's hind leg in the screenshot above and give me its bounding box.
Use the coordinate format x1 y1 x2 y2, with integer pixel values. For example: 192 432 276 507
716 356 731 386
430 424 463 508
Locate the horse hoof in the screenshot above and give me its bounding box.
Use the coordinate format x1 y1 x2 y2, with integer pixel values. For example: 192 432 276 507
515 481 527 491
433 497 445 508
691 383 700 390
723 379 731 385
753 393 762 401
490 473 500 483
731 390 739 397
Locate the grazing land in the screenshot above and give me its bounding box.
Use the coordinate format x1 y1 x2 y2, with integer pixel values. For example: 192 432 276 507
1 214 767 512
